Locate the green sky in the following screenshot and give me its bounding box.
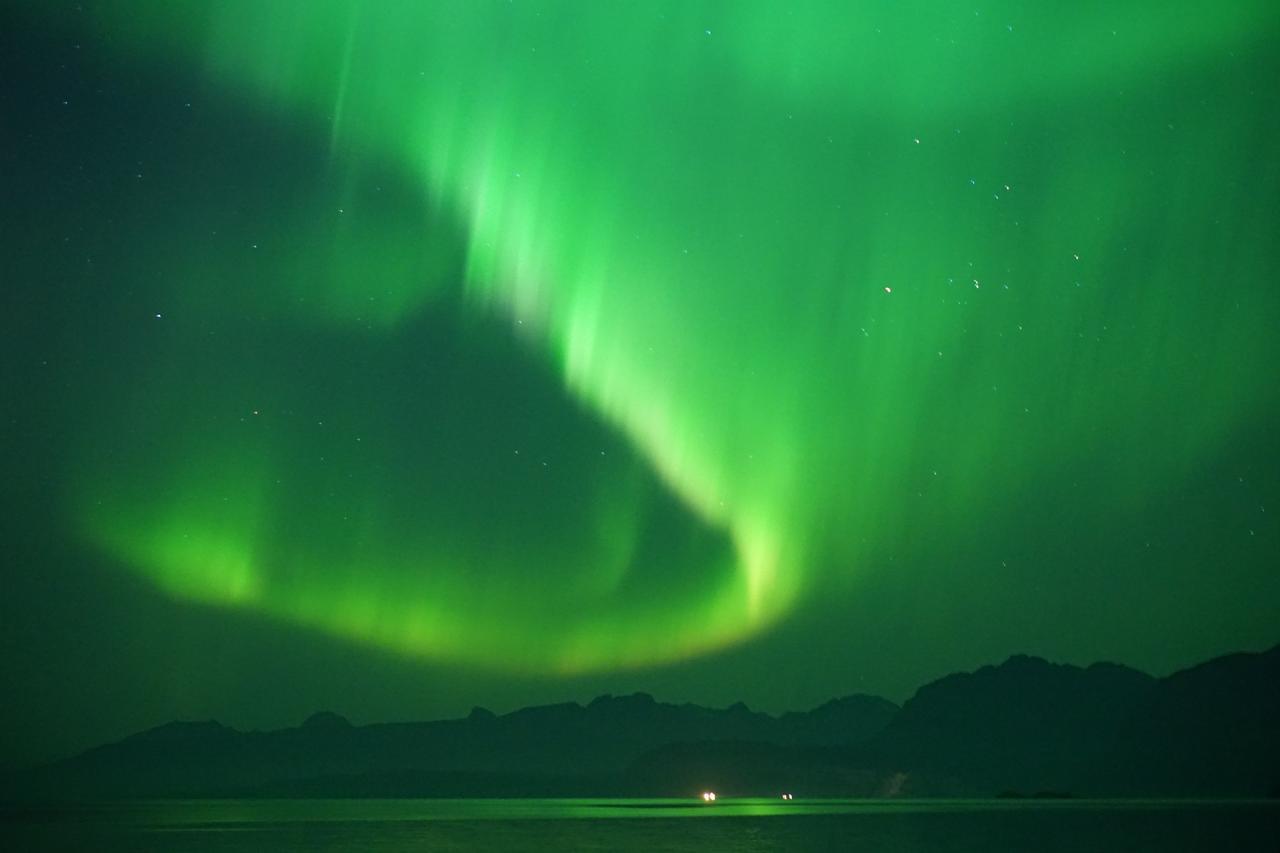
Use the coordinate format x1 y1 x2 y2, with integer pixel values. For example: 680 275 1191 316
2 1 1277 766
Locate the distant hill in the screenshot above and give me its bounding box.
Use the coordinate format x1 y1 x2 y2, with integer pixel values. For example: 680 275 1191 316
10 691 897 799
859 644 1279 797
861 655 1156 794
6 645 1277 800
1096 644 1280 796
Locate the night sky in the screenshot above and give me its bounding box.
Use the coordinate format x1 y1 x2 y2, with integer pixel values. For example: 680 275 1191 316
3 1 1278 770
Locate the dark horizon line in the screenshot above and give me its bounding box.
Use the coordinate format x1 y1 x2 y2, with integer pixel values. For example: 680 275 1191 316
107 639 1280 741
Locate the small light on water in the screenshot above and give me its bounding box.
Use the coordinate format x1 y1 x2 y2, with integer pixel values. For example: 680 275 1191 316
781 793 793 800
701 791 717 801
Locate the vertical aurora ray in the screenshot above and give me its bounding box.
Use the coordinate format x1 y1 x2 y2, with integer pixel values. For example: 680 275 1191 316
51 1 1280 672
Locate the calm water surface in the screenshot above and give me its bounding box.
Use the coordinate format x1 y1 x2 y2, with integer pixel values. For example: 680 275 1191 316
4 798 1277 851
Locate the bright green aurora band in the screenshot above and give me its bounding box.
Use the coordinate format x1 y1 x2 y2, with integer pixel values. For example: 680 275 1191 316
66 2 1278 673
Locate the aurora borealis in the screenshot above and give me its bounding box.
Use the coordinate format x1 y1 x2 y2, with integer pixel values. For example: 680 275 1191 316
2 1 1278 766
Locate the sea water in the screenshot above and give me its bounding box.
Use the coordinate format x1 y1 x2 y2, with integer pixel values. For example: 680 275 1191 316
3 798 1277 851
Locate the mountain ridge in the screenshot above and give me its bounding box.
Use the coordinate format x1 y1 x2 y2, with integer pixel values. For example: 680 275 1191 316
7 644 1276 800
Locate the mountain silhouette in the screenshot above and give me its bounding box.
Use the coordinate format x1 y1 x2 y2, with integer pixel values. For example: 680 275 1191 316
6 645 1276 800
1096 644 1280 796
860 655 1156 794
10 691 896 799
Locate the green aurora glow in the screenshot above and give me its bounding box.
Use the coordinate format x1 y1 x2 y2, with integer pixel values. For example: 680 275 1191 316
25 1 1280 674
